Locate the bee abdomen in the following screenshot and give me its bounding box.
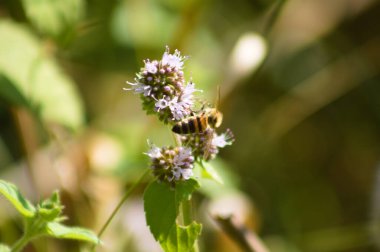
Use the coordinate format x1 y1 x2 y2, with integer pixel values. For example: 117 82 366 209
172 116 204 134
172 121 191 134
197 116 207 133
172 122 185 134
188 119 196 133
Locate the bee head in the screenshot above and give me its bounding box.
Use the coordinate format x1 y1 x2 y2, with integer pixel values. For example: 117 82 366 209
207 108 223 128
214 110 223 128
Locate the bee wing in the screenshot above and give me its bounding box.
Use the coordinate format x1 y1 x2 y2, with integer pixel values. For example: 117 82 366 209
216 85 220 110
203 148 211 161
202 129 215 161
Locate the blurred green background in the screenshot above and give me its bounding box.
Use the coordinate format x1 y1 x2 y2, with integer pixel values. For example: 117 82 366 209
0 0 380 251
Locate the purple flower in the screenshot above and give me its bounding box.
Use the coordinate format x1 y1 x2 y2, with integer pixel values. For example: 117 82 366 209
125 47 198 124
161 46 187 69
146 144 195 186
180 128 235 161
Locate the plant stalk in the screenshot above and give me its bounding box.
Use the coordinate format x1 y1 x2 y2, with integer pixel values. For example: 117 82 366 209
12 214 45 252
181 198 192 226
91 169 150 251
12 232 31 252
181 198 199 252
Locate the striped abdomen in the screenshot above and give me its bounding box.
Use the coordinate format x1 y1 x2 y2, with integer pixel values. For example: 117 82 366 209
172 115 207 134
172 109 223 135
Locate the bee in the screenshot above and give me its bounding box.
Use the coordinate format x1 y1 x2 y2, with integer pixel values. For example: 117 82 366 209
172 108 223 134
172 86 223 134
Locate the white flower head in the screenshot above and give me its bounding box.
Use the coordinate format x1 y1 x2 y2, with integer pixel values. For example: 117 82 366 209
172 147 193 181
168 96 192 121
183 81 201 97
147 143 195 184
145 142 162 159
171 109 186 121
162 46 187 69
144 59 158 74
179 128 234 161
155 97 169 111
178 81 200 106
125 47 191 124
212 134 229 148
212 129 235 148
173 147 193 167
173 167 193 181
124 81 152 96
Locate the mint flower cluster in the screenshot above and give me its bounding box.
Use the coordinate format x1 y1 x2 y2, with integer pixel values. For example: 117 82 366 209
126 47 234 185
180 128 234 161
125 46 197 124
146 144 194 187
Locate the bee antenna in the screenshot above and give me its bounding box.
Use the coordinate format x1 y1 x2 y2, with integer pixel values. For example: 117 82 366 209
215 85 221 109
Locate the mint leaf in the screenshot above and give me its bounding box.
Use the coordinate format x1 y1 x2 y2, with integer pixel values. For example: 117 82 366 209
0 180 35 217
0 20 84 130
175 179 200 204
199 162 224 184
144 181 177 242
144 179 199 243
162 222 202 252
46 222 100 244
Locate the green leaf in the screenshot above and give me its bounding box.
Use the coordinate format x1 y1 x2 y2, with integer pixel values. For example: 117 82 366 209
0 244 11 252
0 20 84 130
162 222 202 252
175 179 200 203
46 222 100 244
22 0 85 38
144 179 199 242
0 180 35 217
38 191 63 221
193 159 240 199
199 162 224 184
0 74 31 108
144 181 177 242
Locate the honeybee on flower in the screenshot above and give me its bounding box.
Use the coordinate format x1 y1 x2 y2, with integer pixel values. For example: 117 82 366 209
126 46 234 184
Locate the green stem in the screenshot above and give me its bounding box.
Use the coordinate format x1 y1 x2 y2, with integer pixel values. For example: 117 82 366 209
91 169 150 251
11 232 31 252
181 198 199 252
12 217 44 252
181 198 192 226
